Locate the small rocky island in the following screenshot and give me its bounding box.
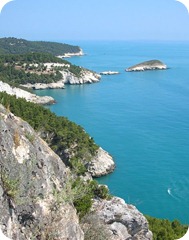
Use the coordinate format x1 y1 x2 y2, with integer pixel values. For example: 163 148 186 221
100 71 120 75
126 60 167 72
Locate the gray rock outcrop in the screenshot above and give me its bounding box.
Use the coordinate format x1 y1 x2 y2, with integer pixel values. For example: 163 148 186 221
126 60 167 72
57 49 84 58
21 80 65 90
0 104 84 240
0 81 55 105
100 71 120 75
61 69 100 85
90 197 152 240
87 147 115 177
21 69 101 90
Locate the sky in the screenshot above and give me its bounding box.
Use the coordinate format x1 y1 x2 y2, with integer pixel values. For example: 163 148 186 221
0 0 189 42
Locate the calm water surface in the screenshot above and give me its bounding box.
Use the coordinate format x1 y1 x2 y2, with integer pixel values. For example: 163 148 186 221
36 41 189 223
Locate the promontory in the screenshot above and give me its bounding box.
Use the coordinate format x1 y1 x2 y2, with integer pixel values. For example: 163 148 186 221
126 60 167 72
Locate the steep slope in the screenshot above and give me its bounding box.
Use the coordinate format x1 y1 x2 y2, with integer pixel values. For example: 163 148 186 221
0 92 115 177
0 104 84 240
0 104 152 240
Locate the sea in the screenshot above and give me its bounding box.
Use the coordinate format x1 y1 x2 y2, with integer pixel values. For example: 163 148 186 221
35 41 189 224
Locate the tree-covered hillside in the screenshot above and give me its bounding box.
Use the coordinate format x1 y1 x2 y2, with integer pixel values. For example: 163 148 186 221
0 37 81 55
0 52 66 64
0 52 83 86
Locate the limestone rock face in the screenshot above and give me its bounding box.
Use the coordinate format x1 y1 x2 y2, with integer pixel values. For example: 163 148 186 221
0 105 84 240
0 81 55 105
91 197 153 240
87 147 115 177
21 80 65 90
21 69 101 90
126 60 167 72
59 69 100 85
57 49 84 58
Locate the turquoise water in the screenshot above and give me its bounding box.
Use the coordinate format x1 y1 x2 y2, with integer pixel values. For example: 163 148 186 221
35 41 189 224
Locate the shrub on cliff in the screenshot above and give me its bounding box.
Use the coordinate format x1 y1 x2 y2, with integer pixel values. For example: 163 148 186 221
71 179 111 219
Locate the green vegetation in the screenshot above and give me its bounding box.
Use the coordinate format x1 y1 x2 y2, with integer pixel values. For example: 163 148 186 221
0 168 19 200
0 92 98 173
0 52 83 86
0 61 63 85
146 216 188 240
73 179 111 218
53 176 111 219
25 131 35 143
0 37 80 55
0 52 66 64
54 176 111 219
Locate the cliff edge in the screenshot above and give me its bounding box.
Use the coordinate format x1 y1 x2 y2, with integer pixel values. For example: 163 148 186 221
0 104 83 239
0 81 55 105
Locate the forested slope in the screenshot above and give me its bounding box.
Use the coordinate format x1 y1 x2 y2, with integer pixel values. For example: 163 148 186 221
0 37 81 55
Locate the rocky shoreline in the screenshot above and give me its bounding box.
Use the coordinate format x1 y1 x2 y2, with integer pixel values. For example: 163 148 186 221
0 81 55 105
20 80 65 90
100 71 120 75
57 49 84 58
88 147 115 177
21 69 101 90
90 197 152 240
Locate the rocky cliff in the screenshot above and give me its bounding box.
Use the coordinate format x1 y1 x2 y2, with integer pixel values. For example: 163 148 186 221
61 69 100 85
0 81 55 105
21 66 101 90
87 147 115 177
88 197 152 240
0 104 152 240
0 104 83 239
57 49 84 58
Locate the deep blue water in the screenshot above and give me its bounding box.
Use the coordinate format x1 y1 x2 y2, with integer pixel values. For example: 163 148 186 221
35 41 189 224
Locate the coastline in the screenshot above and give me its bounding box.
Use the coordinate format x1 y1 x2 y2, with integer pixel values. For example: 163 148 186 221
43 40 189 224
0 81 55 105
0 39 189 225
57 49 84 58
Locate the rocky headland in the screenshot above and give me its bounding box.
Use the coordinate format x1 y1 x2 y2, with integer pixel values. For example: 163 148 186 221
89 197 152 240
57 49 84 58
0 81 55 105
87 147 115 177
126 60 167 72
61 69 101 85
20 63 101 90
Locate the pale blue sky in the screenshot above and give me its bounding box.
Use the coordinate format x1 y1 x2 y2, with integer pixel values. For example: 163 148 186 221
0 0 189 41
